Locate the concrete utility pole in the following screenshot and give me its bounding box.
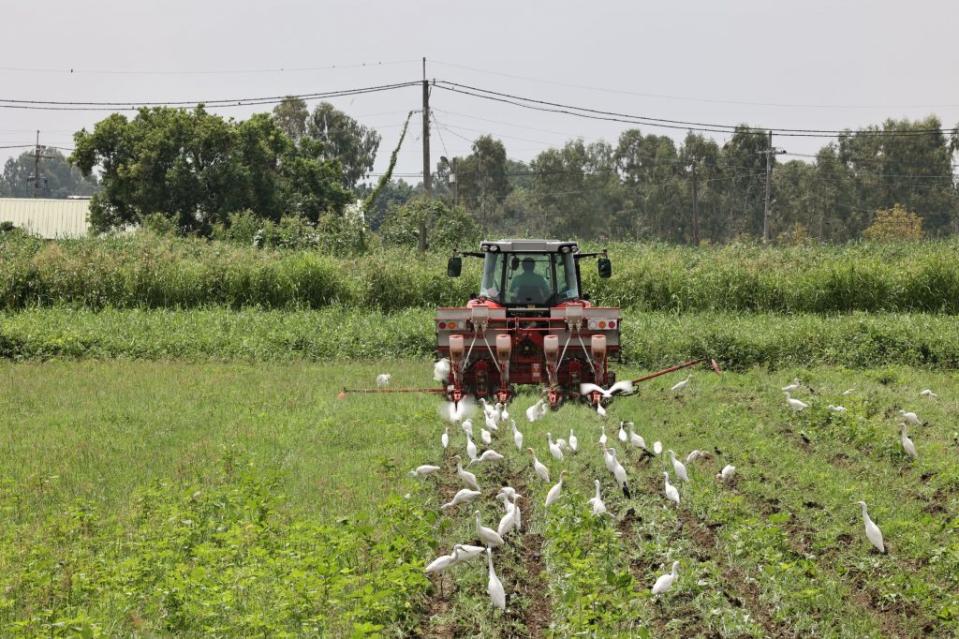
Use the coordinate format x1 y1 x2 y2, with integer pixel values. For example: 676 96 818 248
758 131 786 243
419 57 431 252
690 161 700 246
26 130 51 198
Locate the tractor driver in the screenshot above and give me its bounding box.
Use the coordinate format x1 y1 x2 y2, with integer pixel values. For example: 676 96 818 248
509 257 551 303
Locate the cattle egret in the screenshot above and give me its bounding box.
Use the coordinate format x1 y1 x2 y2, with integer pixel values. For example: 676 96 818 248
919 388 937 398
511 420 524 450
547 433 564 461
526 399 548 422
856 501 885 553
545 470 567 508
628 424 646 450
842 388 855 396
461 419 474 437
596 403 607 418
452 543 485 563
568 429 579 453
716 464 736 481
652 561 680 595
671 375 691 393
618 422 628 443
454 455 480 491
497 488 522 532
425 547 461 574
492 402 504 424
668 450 689 483
409 464 441 477
441 427 449 449
471 449 505 465
609 449 631 498
527 448 550 482
433 358 451 382
498 486 518 501
685 449 702 464
599 424 608 446
579 380 635 399
663 472 680 505
653 441 663 455
899 410 920 426
486 548 506 610
602 443 616 473
376 373 391 387
441 488 482 511
781 379 801 392
828 405 846 413
481 428 492 445
784 392 808 411
496 496 517 538
475 511 505 548
485 411 499 433
466 433 478 461
588 479 608 516
899 424 917 459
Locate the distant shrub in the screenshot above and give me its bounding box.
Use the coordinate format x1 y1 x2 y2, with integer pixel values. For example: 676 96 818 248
864 204 924 242
380 198 480 250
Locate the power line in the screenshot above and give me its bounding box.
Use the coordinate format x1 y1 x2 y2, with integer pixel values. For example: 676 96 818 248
0 59 420 76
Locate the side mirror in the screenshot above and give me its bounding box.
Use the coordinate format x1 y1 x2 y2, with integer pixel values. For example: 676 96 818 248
597 257 612 278
447 256 462 277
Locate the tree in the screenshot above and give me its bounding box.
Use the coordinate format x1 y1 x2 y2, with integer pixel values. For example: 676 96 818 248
863 204 924 241
721 127 772 240
452 136 511 229
272 96 309 143
380 197 479 250
614 130 684 241
305 102 381 190
0 148 98 198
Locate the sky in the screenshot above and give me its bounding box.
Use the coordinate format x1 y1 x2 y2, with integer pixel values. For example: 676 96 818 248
2 0 958 180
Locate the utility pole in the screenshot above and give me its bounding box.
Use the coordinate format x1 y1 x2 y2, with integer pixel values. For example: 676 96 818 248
690 161 700 246
26 130 51 198
419 57 431 251
758 131 786 243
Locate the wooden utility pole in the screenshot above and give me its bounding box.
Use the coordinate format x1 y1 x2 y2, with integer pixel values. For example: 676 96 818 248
419 57 431 251
758 131 785 243
690 161 700 246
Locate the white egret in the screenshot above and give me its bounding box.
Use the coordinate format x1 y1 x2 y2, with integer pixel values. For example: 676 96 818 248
409 464 441 477
470 449 505 465
628 424 646 450
784 392 808 412
685 449 702 464
485 411 499 433
599 424 608 446
461 419 474 437
527 448 550 482
651 561 680 595
856 501 885 553
920 388 937 398
376 373 391 387
547 432 564 461
481 428 492 445
618 421 628 443
452 543 485 563
602 443 616 473
466 433 478 461
842 388 855 396
545 470 567 508
588 479 608 516
491 402 504 424
609 449 631 498
497 488 522 532
653 441 663 456
433 358 451 382
716 464 736 481
511 420 524 450
526 398 548 422
454 455 480 491
440 397 473 425
441 427 449 449
781 379 801 392
441 488 482 511
899 423 917 459
475 511 505 548
828 405 846 413
486 548 506 610
568 429 578 452
556 437 568 451
579 380 635 399
496 496 517 538
899 410 920 426
424 547 461 574
663 472 680 505
596 403 607 418
671 375 691 394
668 450 689 483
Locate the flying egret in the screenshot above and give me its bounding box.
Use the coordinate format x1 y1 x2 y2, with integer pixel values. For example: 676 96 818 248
481 428 492 445
653 441 663 455
920 388 937 398
441 427 449 449
470 449 505 465
685 449 702 464
663 472 680 505
651 561 680 595
547 433 564 461
452 543 485 563
716 464 736 481
899 423 917 459
461 419 474 437
781 379 801 392
376 373 391 387
609 449 631 498
486 548 506 610
511 420 524 451
784 392 808 412
628 424 646 450
671 375 691 394
526 399 548 422
409 464 441 477
454 455 480 491
475 511 505 548
441 488 482 511
599 424 608 446
588 479 608 516
545 470 567 508
466 433 478 461
856 501 885 553
618 421 628 443
899 410 920 426
527 448 550 482
433 358 451 383
579 380 635 399
568 429 578 452
424 547 461 574
668 450 689 483
828 405 846 413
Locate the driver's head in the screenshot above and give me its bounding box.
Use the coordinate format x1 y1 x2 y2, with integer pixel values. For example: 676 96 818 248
521 257 535 273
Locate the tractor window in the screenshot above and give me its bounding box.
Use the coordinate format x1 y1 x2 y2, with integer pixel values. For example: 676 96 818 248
506 254 553 305
554 253 580 301
480 253 505 301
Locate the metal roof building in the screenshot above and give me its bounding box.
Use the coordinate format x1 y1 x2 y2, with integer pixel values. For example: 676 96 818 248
0 197 90 238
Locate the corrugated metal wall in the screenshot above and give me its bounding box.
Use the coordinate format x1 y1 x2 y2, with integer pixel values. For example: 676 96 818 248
0 198 90 238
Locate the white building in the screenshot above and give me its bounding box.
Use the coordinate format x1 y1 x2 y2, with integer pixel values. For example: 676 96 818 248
0 197 91 238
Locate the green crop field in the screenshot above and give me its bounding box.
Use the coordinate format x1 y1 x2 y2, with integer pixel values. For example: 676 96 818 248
2 359 957 637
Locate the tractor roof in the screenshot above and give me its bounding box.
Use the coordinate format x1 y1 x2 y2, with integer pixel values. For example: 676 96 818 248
479 239 579 253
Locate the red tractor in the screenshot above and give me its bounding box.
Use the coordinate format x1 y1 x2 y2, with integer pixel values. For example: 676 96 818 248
437 239 620 409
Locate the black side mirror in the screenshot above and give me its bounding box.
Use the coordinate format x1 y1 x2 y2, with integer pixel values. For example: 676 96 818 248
447 256 462 277
598 257 612 278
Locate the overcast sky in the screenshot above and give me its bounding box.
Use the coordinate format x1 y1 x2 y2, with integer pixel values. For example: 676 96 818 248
2 0 958 179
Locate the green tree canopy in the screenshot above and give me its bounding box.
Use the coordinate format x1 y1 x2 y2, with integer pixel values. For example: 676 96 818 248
305 102 381 190
0 148 98 198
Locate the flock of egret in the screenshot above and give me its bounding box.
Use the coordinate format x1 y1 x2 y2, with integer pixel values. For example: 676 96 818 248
394 366 935 614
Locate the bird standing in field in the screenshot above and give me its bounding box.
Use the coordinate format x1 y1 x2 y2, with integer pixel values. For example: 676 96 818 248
452 543 485 563
568 429 578 453
461 419 474 437
919 388 937 399
476 511 505 548
545 470 567 508
663 472 680 505
828 405 846 413
471 449 505 465
547 432 564 461
602 443 616 473
653 441 663 456
668 450 690 483
466 433 478 461
785 392 808 412
441 427 449 450
511 420 524 451
486 548 506 610
782 379 801 392
526 399 548 422
899 410 920 426
856 501 885 553
671 375 691 394
481 428 492 445
598 424 608 446
496 495 517 538
527 448 550 482
652 561 680 595
716 464 736 481
588 479 608 517
376 373 391 387
609 448 631 498
454 455 480 491
409 464 441 477
424 547 461 574
685 449 702 464
628 424 646 450
899 423 918 459
441 488 482 511
618 421 628 443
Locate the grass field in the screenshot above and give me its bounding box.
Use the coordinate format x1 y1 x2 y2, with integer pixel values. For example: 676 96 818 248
2 359 957 637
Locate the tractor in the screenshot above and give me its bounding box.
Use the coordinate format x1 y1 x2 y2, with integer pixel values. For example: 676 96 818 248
438 239 619 409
